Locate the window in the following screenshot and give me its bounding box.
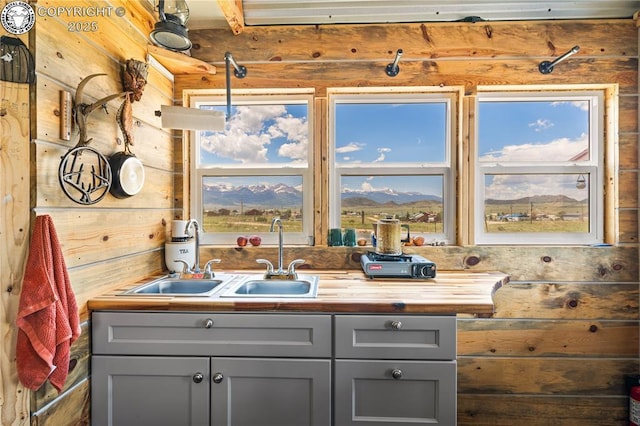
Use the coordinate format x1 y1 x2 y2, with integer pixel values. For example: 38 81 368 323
190 90 314 245
329 89 459 245
474 90 604 245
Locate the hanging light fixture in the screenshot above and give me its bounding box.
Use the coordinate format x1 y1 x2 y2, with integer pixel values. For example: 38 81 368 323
576 174 586 189
150 0 192 52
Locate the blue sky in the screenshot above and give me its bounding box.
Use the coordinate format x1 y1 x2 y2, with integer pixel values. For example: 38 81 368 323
335 102 446 196
199 104 309 165
479 100 590 201
198 98 590 201
478 100 589 161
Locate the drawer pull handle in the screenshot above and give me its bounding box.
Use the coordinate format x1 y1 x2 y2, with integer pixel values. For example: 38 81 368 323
391 369 403 380
193 373 204 383
213 373 224 384
203 318 214 328
390 320 402 330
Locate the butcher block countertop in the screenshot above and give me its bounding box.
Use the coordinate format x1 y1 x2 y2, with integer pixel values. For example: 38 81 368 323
88 270 509 315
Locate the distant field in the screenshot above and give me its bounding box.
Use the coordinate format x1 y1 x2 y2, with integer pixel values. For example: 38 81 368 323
203 215 303 233
202 200 588 234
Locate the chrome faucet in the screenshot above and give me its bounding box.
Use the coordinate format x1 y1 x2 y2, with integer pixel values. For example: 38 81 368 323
185 219 201 273
256 217 305 280
272 217 284 274
171 219 221 279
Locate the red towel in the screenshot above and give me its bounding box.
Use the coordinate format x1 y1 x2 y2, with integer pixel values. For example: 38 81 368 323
16 215 80 392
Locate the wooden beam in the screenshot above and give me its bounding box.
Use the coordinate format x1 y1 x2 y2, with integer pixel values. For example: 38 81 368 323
147 44 216 75
217 0 245 35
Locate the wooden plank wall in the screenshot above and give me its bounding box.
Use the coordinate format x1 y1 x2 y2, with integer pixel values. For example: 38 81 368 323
179 20 640 425
1 1 174 425
0 30 32 426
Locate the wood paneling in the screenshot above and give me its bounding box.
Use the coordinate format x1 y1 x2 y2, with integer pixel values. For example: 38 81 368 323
457 395 627 425
0 1 171 424
181 19 640 425
1 79 31 426
1 3 637 425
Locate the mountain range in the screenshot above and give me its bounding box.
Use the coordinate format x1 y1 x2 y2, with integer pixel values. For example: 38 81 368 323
202 182 442 208
203 183 582 209
485 194 585 204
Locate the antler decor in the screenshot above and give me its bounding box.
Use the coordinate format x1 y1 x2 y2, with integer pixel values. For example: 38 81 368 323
117 59 149 149
73 73 129 146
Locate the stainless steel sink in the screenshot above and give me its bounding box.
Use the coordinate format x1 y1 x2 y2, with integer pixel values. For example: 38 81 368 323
119 274 237 297
221 274 319 298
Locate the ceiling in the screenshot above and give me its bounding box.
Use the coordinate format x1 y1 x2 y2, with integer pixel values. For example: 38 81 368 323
183 0 640 30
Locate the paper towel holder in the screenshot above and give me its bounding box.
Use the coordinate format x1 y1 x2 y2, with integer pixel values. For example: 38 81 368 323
154 52 247 129
154 106 225 131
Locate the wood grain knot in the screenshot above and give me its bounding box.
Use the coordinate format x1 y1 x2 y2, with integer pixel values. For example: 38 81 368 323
541 255 552 263
391 302 406 311
612 263 623 271
589 325 598 332
68 357 78 372
567 299 578 309
465 256 480 266
351 252 362 263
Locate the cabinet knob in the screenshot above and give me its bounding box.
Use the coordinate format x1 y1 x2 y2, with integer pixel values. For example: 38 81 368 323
389 320 402 330
193 373 204 383
212 372 224 384
391 369 403 380
203 318 214 328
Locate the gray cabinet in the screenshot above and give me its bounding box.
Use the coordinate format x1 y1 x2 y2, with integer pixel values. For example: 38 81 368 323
210 357 331 426
91 312 456 426
91 312 332 426
91 356 210 426
334 315 457 426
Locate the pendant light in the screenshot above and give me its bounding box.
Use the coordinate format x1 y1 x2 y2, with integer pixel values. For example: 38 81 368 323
150 0 192 52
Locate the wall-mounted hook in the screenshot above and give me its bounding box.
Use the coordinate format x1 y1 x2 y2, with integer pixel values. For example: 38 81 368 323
385 49 403 77
538 45 580 74
225 51 247 79
224 51 247 120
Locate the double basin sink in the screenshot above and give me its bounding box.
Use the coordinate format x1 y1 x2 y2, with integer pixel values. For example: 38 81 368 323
119 273 319 299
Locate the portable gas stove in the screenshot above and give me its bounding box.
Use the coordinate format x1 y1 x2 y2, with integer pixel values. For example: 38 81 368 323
360 252 436 279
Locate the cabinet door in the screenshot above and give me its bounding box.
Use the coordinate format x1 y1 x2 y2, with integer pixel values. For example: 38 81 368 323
334 359 456 426
210 357 331 426
92 356 210 426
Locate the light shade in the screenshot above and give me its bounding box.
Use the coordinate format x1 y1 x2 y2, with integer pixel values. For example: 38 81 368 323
150 0 192 51
160 105 225 131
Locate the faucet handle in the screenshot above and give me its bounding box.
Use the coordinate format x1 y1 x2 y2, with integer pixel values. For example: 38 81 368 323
204 259 221 279
256 258 274 274
287 259 305 279
175 259 193 274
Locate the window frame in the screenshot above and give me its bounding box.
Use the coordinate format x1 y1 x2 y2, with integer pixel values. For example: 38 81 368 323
328 87 461 245
189 89 315 246
473 88 606 245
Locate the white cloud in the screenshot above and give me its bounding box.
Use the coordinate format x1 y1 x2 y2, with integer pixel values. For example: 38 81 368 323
200 105 308 164
336 142 365 153
480 133 588 162
552 100 589 111
373 147 391 163
484 173 587 201
528 119 554 132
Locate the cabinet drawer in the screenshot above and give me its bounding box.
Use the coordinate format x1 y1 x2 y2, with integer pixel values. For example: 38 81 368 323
334 359 456 426
334 315 455 360
92 312 331 357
